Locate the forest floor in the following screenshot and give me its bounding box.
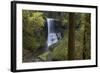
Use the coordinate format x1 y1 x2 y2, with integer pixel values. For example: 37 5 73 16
23 49 43 63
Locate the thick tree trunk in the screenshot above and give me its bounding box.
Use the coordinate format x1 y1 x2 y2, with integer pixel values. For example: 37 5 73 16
68 13 76 60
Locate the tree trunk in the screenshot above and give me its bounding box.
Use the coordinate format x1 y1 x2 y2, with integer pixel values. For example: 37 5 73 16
68 13 76 60
83 14 91 59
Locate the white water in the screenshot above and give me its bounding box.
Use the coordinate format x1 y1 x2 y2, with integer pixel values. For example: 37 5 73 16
47 18 58 47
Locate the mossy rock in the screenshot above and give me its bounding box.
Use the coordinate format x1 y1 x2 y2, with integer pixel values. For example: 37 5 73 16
38 52 50 61
51 39 68 60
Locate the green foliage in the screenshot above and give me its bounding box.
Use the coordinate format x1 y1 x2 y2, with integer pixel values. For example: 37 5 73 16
83 14 91 59
51 37 68 60
23 10 46 56
29 12 45 27
75 13 91 59
60 13 69 26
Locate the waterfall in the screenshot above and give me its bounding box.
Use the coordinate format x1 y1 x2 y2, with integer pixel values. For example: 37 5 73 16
47 18 58 47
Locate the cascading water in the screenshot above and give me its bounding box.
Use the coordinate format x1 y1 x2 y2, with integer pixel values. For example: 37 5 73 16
47 18 58 47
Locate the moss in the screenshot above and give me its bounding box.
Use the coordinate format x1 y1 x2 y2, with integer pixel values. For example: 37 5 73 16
51 38 68 60
38 52 50 61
